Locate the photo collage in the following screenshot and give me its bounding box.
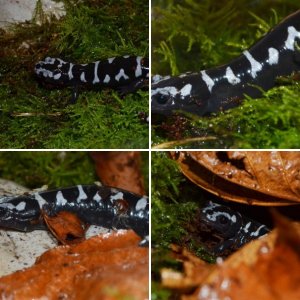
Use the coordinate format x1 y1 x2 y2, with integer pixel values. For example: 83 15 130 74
0 0 300 299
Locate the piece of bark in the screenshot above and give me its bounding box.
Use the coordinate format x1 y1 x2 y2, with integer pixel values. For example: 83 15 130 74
91 151 145 195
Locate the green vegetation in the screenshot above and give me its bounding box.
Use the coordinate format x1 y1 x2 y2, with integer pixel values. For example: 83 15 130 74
152 0 300 148
0 0 148 149
0 152 96 188
0 151 149 192
151 151 214 299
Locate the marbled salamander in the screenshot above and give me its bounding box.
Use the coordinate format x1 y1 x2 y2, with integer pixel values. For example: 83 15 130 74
199 201 269 256
35 56 149 103
152 10 300 116
0 184 149 246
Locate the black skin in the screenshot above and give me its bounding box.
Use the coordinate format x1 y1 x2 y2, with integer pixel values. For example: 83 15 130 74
35 56 149 104
197 201 270 256
152 10 300 116
70 77 148 104
0 185 149 246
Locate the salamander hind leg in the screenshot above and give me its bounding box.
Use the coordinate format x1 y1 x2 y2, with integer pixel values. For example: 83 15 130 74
117 78 148 96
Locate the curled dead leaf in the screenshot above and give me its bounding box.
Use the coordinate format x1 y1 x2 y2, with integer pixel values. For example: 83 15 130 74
42 210 88 244
162 215 300 300
172 151 300 205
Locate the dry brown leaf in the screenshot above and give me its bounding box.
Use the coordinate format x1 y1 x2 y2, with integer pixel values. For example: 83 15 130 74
158 215 300 300
184 218 300 300
42 210 88 244
161 245 214 292
0 230 148 300
90 151 145 195
172 151 300 205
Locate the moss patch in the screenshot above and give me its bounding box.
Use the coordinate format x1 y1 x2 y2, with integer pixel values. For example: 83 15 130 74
0 0 148 149
151 151 214 299
0 151 148 193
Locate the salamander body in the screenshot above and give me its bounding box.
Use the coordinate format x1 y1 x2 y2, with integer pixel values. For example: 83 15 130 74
152 10 300 116
0 184 149 246
35 56 149 103
199 201 269 256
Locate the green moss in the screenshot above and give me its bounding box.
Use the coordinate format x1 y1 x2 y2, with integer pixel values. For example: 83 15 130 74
0 152 95 188
152 0 300 148
0 151 148 193
151 152 214 299
151 281 172 300
0 0 148 149
151 152 214 252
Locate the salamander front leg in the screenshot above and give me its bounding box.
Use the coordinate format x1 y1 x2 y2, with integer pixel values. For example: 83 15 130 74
70 85 79 104
293 48 300 64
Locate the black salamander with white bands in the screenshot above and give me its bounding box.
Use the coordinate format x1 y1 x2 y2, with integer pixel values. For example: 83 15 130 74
35 56 149 103
199 201 269 256
152 10 300 116
0 184 149 246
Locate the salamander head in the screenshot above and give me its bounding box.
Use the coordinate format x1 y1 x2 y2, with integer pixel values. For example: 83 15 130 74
34 57 70 85
0 196 42 231
151 73 210 116
200 201 242 239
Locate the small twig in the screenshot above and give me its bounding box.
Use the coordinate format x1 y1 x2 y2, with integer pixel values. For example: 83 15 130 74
10 112 62 117
152 137 217 149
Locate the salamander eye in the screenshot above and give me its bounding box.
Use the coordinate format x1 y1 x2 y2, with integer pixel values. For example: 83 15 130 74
155 93 170 104
218 215 229 225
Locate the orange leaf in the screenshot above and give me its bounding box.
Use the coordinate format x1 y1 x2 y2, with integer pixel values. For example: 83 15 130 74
0 230 148 300
42 210 88 244
186 217 300 300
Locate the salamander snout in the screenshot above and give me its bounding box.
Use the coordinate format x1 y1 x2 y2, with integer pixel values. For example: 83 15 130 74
151 86 180 115
34 61 47 77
